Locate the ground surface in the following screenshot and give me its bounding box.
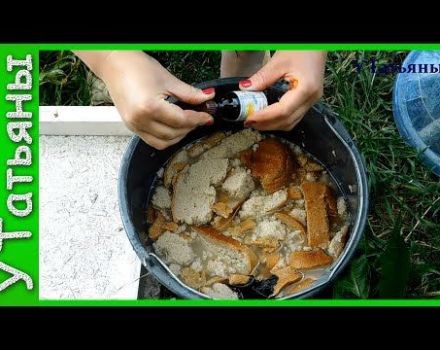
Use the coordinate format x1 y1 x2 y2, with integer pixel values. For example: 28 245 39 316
40 51 440 298
40 135 144 299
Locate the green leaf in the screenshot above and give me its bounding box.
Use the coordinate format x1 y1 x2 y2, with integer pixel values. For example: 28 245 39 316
333 255 370 298
378 216 411 298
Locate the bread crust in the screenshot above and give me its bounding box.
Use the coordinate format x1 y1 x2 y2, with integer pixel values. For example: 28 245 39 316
282 277 315 295
274 212 307 241
288 185 303 200
270 265 303 297
229 274 251 285
301 182 330 248
148 212 179 241
241 138 294 194
187 132 226 158
192 226 258 274
289 249 333 269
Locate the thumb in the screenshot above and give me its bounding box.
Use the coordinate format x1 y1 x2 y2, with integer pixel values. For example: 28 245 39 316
170 79 215 105
239 60 281 91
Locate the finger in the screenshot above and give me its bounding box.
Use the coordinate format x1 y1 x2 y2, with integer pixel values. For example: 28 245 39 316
239 59 282 91
251 102 311 131
168 77 215 105
147 120 193 140
151 100 213 128
245 86 310 125
138 130 186 150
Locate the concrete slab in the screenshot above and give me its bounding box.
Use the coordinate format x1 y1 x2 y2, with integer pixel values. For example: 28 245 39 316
39 135 142 299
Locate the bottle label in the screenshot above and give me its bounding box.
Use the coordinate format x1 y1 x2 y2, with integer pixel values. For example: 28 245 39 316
234 91 268 121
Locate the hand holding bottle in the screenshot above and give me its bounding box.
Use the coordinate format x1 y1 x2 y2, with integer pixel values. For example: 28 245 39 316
239 51 327 131
74 51 215 150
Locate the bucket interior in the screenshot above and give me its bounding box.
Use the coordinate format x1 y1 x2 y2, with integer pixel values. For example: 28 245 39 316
118 78 368 299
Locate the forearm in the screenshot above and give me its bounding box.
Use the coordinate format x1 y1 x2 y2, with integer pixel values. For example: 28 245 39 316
72 50 116 79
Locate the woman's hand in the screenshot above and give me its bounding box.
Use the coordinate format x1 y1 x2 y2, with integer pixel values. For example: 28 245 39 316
239 51 326 131
74 51 214 150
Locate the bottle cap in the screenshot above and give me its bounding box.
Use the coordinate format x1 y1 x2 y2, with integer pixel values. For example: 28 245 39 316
204 100 218 115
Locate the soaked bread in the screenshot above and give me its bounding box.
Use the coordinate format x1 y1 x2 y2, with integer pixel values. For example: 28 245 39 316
150 130 349 299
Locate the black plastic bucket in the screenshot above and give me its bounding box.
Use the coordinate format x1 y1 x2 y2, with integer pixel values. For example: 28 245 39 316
118 77 369 299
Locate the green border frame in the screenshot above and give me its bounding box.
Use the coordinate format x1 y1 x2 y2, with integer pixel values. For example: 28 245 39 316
2 42 440 306
36 299 440 307
3 43 440 50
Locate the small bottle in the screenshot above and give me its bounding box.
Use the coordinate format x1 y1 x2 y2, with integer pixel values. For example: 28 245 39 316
178 79 294 122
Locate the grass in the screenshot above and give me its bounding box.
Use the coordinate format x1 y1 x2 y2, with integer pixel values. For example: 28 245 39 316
39 50 440 298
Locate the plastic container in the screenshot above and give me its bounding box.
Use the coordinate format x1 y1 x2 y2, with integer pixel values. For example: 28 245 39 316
393 51 440 176
118 77 369 299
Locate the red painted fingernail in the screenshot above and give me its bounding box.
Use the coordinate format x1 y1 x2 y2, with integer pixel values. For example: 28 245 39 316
244 120 255 127
202 87 215 95
239 79 252 88
206 119 214 126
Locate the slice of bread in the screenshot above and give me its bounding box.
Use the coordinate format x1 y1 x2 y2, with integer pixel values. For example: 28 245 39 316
296 153 324 171
231 218 256 237
211 214 235 231
151 185 171 210
241 138 294 194
253 217 288 241
148 212 179 241
153 231 196 266
200 129 262 160
328 224 349 258
187 131 226 158
180 267 206 289
239 189 288 219
201 283 238 299
288 249 333 269
193 225 258 276
222 167 255 201
288 185 303 200
163 149 189 188
228 274 251 285
270 265 303 297
290 208 307 226
281 277 315 295
205 276 228 286
172 158 229 225
263 251 281 270
301 182 330 248
274 212 307 240
212 202 234 219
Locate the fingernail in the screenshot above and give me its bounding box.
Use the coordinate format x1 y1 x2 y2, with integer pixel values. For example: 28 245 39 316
202 87 215 95
244 120 255 127
205 118 214 126
239 79 252 88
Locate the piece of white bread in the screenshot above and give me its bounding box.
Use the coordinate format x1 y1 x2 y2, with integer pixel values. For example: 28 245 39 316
200 129 262 160
301 182 330 248
239 189 288 219
153 231 195 266
270 265 303 297
337 197 347 217
252 217 288 241
222 167 255 201
328 224 349 258
171 130 261 225
187 131 226 158
163 149 189 188
290 208 307 226
201 283 238 299
193 226 258 277
172 158 229 225
289 249 333 269
151 185 171 210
